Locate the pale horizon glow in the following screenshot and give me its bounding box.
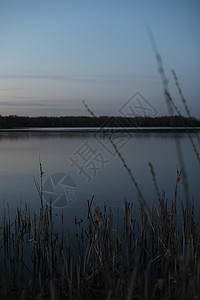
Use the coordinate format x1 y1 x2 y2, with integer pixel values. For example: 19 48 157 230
0 0 200 118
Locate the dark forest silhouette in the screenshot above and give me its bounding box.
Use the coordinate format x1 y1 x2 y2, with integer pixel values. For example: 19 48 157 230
0 115 200 129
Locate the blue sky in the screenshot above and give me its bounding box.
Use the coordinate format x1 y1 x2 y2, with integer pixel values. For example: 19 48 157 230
0 0 199 117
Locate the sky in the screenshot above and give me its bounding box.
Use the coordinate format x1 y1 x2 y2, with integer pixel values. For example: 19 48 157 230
0 0 200 118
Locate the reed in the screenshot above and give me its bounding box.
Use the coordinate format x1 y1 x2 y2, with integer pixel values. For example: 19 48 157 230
0 178 199 299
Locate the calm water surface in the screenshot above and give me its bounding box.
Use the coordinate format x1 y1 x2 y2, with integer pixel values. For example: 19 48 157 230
0 129 199 229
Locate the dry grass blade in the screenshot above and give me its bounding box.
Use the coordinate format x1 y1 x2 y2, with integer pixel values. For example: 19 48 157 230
147 25 190 209
0 182 199 299
149 162 161 200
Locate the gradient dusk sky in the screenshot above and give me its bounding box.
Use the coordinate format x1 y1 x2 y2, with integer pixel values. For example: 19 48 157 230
0 0 199 117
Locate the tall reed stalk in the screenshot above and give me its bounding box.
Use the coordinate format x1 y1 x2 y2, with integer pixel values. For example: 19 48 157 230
0 179 199 299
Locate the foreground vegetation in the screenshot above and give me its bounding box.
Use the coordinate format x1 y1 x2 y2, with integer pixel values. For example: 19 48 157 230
0 184 199 299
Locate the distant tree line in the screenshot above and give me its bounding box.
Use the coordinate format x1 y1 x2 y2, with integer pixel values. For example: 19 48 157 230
0 115 200 129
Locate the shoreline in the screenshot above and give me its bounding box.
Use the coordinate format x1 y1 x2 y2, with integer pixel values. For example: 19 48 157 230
0 126 200 133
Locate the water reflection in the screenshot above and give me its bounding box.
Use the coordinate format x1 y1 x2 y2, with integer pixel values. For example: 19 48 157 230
0 131 199 227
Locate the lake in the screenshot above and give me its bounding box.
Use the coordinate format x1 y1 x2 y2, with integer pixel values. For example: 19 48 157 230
0 128 199 231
